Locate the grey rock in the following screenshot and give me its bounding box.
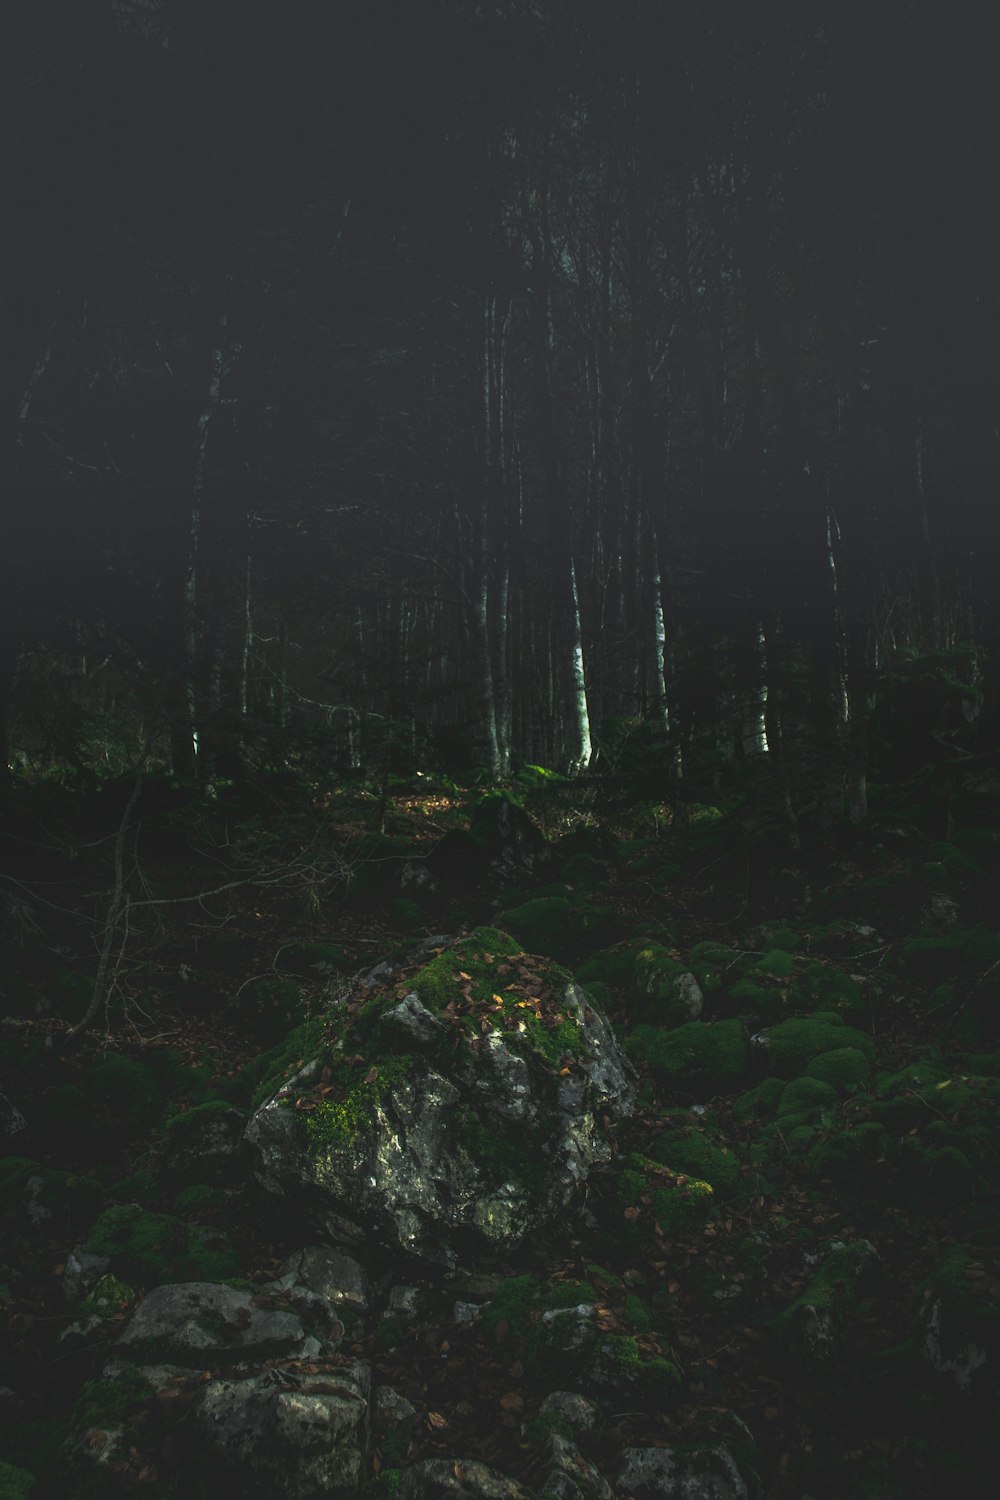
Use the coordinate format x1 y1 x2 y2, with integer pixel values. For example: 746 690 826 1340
395 1458 533 1499
389 1284 422 1317
0 1091 26 1146
539 1432 614 1500
269 1245 368 1312
923 1294 988 1391
618 1444 754 1499
375 1386 417 1424
63 1249 111 1303
537 1390 599 1437
380 993 444 1044
195 1360 370 1498
163 1105 247 1188
117 1282 322 1364
453 1300 483 1324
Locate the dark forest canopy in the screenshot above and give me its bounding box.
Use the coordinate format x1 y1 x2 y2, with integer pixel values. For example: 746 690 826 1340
4 0 999 802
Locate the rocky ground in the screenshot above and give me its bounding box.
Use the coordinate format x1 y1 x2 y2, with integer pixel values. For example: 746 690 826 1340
1 767 999 1498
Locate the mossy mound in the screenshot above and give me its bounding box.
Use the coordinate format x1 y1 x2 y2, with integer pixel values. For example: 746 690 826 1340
495 896 624 965
0 1461 35 1499
764 1016 875 1077
650 1126 741 1197
627 1020 750 1098
773 1240 879 1372
789 961 862 1014
607 1153 715 1238
82 1203 242 1287
632 946 704 1026
777 1077 838 1117
732 1076 785 1122
576 943 648 992
804 1047 871 1091
754 948 797 979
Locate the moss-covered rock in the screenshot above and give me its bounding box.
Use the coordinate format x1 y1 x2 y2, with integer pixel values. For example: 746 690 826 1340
650 1127 741 1197
496 897 624 965
754 948 797 979
921 1249 1000 1393
804 1047 871 1091
627 1020 749 1097
82 1204 242 1287
162 1101 248 1188
0 1157 103 1234
732 1076 785 1122
790 961 862 1014
764 1016 875 1077
777 1077 838 1117
773 1240 880 1371
632 946 704 1026
608 1153 715 1238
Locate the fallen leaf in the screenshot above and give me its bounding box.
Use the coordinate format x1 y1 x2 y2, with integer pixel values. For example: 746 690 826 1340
427 1411 448 1430
499 1392 524 1411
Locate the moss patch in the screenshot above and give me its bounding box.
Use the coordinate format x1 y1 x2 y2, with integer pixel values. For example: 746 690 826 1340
82 1204 242 1287
627 1020 749 1098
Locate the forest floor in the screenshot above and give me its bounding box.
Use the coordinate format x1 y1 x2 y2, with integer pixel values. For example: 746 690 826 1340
1 761 999 1498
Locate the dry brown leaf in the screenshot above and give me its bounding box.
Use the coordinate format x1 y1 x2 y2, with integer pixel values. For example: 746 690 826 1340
499 1392 525 1411
427 1411 448 1430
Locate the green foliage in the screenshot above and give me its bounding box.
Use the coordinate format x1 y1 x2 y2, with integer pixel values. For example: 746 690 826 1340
627 1020 750 1097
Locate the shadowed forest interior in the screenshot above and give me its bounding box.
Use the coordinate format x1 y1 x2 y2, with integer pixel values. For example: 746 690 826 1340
2 4 999 1499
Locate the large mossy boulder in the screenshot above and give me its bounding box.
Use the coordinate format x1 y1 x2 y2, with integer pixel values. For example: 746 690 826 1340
758 1015 875 1078
245 929 636 1267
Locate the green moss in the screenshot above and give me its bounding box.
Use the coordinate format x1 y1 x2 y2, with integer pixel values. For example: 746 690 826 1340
790 961 862 1014
597 1334 682 1399
652 1178 714 1234
81 1055 163 1128
732 1076 785 1121
773 1241 878 1370
0 1157 103 1232
651 1128 741 1196
804 1047 871 1090
305 1055 415 1154
632 946 704 1025
495 898 624 965
623 1293 653 1332
778 1077 838 1116
576 945 645 990
627 1020 749 1097
766 1016 875 1076
805 1122 886 1178
409 927 522 1010
481 1274 543 1339
690 941 738 965
755 949 797 979
82 1203 241 1286
173 1184 227 1215
79 1273 138 1317
227 1015 328 1109
72 1366 152 1432
0 1462 35 1499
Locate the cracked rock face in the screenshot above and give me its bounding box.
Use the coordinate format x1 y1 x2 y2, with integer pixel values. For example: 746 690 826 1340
116 1281 338 1364
245 946 636 1268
